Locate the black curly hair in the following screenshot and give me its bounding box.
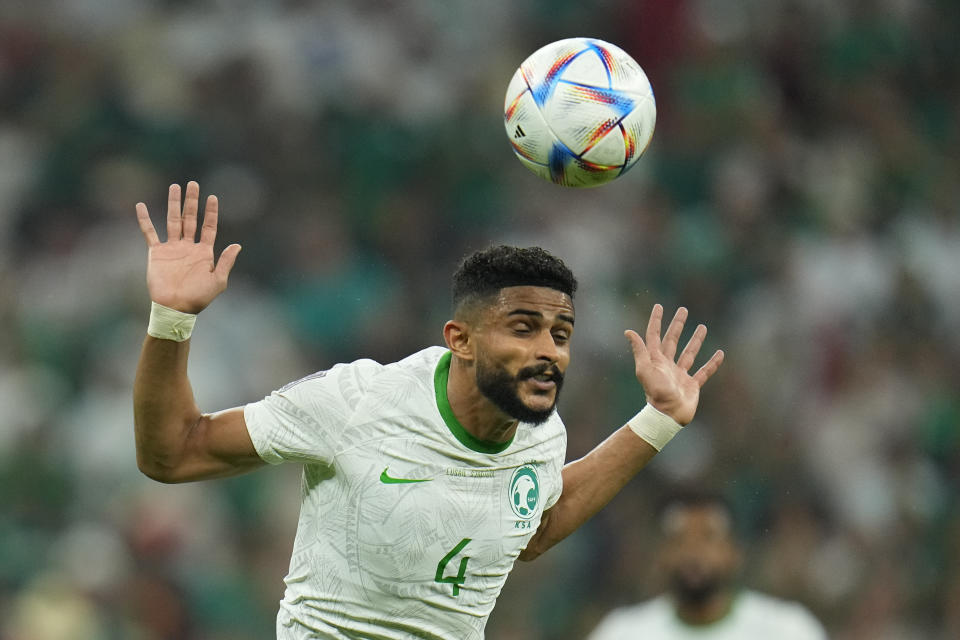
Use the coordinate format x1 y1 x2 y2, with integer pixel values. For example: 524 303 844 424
452 245 577 317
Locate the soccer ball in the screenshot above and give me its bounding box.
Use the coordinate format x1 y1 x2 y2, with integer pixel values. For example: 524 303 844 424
503 37 656 188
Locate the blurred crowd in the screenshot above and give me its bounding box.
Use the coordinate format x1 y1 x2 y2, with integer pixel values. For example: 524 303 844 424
1 0 958 638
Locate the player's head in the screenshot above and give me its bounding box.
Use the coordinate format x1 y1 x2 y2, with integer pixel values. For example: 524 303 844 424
656 490 742 606
445 246 578 425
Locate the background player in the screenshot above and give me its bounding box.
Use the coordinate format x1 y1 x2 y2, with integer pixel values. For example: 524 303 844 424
587 490 827 640
132 181 723 638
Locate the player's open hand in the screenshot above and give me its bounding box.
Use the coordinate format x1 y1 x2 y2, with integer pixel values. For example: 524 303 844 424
136 182 241 314
625 305 724 426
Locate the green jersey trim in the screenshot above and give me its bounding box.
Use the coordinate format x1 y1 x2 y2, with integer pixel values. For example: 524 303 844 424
434 351 514 454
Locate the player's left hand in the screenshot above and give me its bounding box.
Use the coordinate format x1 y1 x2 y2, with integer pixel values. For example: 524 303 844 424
625 305 724 426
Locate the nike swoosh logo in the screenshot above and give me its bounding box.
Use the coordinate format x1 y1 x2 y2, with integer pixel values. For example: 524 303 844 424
380 467 433 484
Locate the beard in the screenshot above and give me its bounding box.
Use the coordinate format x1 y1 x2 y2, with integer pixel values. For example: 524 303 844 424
669 569 726 606
475 354 564 425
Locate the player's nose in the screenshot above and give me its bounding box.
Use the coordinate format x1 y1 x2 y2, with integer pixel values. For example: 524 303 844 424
533 330 561 363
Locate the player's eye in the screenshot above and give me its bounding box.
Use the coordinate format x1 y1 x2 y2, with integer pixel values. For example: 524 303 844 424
552 332 570 344
512 323 532 334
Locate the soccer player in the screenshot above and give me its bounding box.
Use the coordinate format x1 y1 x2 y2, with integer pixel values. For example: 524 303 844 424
133 182 725 639
587 491 828 640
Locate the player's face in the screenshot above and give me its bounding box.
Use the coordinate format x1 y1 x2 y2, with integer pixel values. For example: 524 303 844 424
473 286 574 425
659 505 740 605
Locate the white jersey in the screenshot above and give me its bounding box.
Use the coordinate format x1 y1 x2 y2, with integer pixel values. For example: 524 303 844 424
587 591 827 640
244 346 567 639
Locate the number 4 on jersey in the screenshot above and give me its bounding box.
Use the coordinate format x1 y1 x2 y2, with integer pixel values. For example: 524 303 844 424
435 538 472 596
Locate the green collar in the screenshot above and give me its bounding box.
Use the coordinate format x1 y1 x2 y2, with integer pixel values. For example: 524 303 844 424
433 351 514 454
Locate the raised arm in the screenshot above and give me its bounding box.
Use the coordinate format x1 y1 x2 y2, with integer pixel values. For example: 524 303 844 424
520 305 724 560
133 181 264 483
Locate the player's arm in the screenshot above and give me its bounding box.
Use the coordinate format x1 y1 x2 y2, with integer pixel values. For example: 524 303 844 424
133 182 263 484
519 305 724 561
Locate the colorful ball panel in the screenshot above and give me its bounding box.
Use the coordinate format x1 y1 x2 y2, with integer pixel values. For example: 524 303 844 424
503 37 656 188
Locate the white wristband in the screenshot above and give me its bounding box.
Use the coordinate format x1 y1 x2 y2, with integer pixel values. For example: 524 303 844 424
147 301 197 342
626 404 683 451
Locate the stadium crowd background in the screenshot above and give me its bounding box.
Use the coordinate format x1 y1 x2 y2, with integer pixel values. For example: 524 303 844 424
1 0 958 638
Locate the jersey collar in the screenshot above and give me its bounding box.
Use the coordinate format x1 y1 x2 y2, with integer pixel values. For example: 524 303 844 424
434 351 514 455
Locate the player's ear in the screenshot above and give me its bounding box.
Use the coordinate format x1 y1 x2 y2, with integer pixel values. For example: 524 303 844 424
443 320 475 362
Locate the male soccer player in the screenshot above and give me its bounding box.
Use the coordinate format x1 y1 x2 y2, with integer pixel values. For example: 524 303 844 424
133 182 724 639
587 491 828 640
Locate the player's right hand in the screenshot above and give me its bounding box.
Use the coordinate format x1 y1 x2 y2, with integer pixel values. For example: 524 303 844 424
135 181 241 314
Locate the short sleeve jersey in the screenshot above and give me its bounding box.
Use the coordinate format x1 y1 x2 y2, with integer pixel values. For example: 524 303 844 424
244 347 567 640
587 591 828 640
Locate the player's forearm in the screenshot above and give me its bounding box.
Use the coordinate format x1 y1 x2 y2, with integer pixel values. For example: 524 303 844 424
133 336 204 481
520 427 656 560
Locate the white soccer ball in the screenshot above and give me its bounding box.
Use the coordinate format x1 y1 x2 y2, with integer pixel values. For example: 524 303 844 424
504 37 656 188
